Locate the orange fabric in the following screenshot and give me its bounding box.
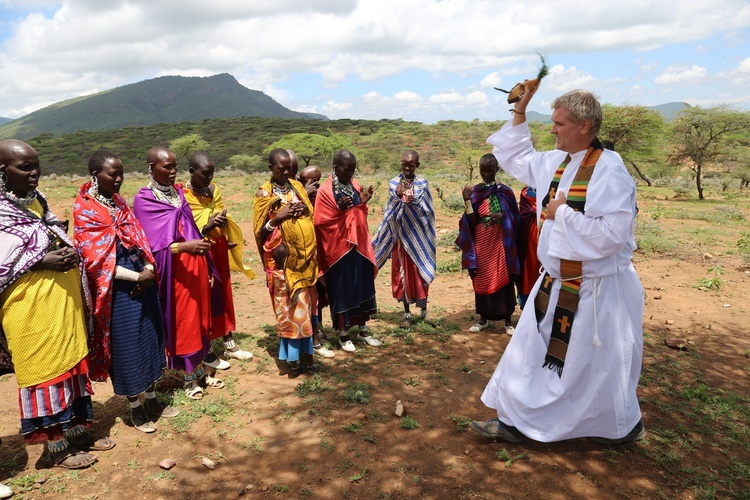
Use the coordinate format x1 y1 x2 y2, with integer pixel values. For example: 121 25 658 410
209 236 236 339
313 176 377 276
172 252 211 356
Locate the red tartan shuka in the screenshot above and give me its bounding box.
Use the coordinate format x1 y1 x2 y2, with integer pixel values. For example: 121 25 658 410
73 181 156 382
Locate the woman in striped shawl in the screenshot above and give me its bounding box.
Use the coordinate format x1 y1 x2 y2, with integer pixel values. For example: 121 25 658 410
372 150 436 330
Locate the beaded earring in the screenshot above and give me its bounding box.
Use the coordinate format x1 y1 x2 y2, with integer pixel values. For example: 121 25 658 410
90 175 99 196
0 171 5 193
148 165 154 184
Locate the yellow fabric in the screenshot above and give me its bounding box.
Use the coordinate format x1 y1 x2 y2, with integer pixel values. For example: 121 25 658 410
1 198 89 387
184 183 256 280
253 179 317 297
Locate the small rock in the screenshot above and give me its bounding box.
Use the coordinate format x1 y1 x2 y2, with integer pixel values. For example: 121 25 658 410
245 484 255 492
35 476 47 484
665 320 674 325
722 303 731 308
464 450 470 455
705 324 712 330
238 488 246 497
704 252 713 259
159 458 176 470
201 457 216 470
665 338 689 350
479 360 485 364
653 295 662 300
395 400 404 417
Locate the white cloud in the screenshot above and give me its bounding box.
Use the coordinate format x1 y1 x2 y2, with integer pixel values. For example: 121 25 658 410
393 91 422 102
429 92 463 104
654 65 708 84
0 0 749 120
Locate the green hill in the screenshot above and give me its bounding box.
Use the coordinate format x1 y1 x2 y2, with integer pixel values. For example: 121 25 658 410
0 73 327 140
0 117 11 125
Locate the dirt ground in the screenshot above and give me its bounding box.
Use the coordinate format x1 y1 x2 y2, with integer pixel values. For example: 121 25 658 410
1 188 749 499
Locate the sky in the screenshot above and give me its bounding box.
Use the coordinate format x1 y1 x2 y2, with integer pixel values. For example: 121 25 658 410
1 0 749 124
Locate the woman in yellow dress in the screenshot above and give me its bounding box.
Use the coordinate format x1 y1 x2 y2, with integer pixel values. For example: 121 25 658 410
0 139 114 469
253 148 318 377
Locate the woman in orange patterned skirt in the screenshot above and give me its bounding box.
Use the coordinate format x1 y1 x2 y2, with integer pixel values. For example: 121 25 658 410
253 149 318 377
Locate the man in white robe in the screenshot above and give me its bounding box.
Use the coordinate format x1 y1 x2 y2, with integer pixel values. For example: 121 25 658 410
471 86 645 444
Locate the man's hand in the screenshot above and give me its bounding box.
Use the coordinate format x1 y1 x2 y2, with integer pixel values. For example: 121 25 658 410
361 185 374 204
546 191 567 221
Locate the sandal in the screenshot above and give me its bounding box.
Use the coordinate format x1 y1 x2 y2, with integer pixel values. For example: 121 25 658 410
204 375 225 389
303 364 320 374
288 364 301 379
184 373 204 400
41 446 97 470
399 318 412 330
67 432 116 452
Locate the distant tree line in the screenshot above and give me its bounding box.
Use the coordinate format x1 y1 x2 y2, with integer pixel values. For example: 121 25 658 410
25 106 750 200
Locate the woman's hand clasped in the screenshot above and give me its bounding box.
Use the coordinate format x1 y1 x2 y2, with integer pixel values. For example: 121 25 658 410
37 247 79 272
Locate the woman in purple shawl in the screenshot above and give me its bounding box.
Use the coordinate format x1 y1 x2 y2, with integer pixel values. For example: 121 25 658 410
133 146 223 400
456 154 521 335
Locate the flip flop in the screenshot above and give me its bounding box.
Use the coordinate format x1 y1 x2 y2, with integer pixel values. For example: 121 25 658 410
68 433 116 451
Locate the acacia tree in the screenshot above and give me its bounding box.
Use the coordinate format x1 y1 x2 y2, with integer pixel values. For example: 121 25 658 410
169 133 209 159
265 130 361 169
668 107 750 200
599 104 665 186
264 133 323 166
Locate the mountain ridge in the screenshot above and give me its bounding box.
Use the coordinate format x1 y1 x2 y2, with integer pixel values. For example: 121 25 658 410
0 73 328 140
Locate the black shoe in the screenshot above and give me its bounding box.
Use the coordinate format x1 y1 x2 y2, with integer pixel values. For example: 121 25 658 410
469 418 523 442
590 419 646 444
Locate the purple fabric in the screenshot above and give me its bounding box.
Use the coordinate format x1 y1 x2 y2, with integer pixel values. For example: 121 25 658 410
0 192 70 293
455 183 521 281
133 185 220 370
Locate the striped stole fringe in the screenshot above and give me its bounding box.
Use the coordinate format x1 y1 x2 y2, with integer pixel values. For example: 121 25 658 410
534 140 602 377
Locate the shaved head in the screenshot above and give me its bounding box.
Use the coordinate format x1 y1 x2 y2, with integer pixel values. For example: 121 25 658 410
299 165 322 184
0 139 36 165
146 146 173 165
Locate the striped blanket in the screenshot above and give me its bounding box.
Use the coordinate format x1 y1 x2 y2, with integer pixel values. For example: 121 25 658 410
372 174 436 284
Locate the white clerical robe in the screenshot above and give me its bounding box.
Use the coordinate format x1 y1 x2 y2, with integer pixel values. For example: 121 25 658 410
480 120 644 442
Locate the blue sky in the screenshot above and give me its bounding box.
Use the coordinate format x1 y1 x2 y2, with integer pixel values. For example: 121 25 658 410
1 0 749 123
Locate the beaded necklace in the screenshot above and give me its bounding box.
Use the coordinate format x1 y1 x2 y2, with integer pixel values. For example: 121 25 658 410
148 180 181 207
272 181 299 205
4 189 38 207
186 180 211 198
89 187 117 217
332 173 355 198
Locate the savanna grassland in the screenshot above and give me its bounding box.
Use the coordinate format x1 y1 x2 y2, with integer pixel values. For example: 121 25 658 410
1 168 749 499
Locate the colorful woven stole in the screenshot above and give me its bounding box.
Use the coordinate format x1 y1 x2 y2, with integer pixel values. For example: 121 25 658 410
538 154 570 229
534 139 603 377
